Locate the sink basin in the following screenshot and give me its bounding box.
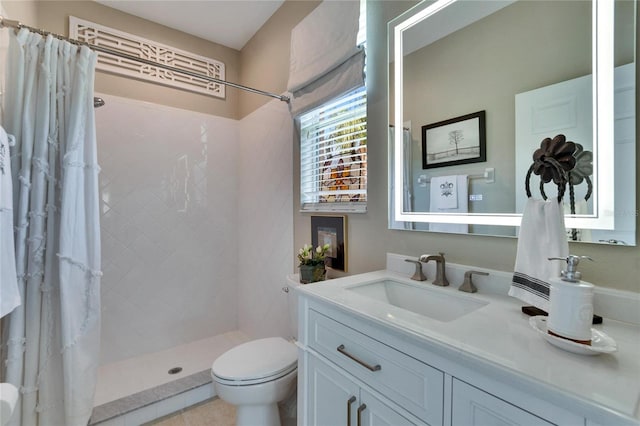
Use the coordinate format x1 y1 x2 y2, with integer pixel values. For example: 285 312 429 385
347 279 488 322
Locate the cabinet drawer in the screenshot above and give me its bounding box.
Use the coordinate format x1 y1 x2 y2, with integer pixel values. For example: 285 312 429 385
307 309 444 425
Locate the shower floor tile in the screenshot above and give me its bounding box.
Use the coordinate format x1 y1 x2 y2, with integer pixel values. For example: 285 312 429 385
95 331 249 406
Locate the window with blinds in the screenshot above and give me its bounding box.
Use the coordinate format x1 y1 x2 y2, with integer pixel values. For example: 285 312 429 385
300 87 367 212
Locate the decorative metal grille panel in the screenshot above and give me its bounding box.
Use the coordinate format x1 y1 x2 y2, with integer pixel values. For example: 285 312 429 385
70 17 225 99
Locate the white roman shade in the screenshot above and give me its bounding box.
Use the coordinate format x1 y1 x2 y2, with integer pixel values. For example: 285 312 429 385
288 0 365 116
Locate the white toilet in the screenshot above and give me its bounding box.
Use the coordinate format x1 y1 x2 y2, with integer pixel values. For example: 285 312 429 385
211 276 299 426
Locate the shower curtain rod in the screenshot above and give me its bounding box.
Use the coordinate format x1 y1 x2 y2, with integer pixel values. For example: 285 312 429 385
0 16 290 103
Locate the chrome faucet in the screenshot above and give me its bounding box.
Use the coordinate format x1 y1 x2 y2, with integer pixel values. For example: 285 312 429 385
418 253 449 286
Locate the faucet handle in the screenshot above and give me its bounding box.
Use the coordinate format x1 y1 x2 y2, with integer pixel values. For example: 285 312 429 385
405 259 427 281
458 270 489 293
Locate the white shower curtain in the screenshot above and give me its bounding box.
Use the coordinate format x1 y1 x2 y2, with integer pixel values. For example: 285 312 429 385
388 127 414 230
1 28 101 426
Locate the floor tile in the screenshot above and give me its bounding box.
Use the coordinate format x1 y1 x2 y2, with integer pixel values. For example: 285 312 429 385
150 398 235 426
183 399 236 426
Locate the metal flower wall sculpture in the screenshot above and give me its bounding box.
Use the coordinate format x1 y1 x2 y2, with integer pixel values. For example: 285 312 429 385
569 143 593 185
531 135 577 184
526 134 579 201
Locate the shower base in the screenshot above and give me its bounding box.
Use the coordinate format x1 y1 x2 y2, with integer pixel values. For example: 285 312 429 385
90 331 249 425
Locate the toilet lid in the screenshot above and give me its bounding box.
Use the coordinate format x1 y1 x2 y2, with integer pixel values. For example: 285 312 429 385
211 337 297 383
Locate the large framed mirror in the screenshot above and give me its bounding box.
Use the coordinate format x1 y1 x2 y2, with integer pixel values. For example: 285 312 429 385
389 0 636 245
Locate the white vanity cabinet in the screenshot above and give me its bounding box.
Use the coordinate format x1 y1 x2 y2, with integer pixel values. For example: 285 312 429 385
304 308 444 425
299 306 443 426
298 296 587 426
306 353 427 426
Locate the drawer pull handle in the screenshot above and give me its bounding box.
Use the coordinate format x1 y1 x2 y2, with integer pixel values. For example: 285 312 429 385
357 403 367 426
337 344 381 372
347 396 356 426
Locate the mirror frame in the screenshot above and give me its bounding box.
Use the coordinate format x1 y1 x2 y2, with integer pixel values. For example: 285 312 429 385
392 0 615 229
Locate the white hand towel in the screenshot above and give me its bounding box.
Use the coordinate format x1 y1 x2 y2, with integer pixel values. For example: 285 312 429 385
429 175 468 234
0 125 20 318
509 198 568 311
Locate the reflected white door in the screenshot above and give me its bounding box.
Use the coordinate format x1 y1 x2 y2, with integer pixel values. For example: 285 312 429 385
515 72 593 214
515 63 635 245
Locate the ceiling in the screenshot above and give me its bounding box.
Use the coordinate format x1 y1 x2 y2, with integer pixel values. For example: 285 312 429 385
95 0 285 50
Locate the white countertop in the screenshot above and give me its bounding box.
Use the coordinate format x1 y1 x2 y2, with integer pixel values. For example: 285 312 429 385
295 269 640 423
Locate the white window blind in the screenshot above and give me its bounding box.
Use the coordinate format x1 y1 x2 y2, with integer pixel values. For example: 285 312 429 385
300 87 367 212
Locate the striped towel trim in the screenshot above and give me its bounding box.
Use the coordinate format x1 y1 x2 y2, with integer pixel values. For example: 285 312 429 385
512 272 550 300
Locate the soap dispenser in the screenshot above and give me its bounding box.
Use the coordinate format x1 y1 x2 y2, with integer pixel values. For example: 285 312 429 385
547 255 594 345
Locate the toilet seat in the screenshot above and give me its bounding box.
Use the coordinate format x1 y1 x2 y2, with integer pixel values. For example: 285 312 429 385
212 337 298 386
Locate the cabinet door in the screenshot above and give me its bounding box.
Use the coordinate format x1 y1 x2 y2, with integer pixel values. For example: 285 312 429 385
359 389 427 426
308 310 444 425
307 354 359 426
452 379 554 426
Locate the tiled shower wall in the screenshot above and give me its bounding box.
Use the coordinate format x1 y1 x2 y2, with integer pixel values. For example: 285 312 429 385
96 95 239 364
96 94 295 367
237 100 294 340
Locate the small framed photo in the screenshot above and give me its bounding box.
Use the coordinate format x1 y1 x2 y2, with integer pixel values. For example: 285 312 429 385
311 215 347 272
421 110 486 169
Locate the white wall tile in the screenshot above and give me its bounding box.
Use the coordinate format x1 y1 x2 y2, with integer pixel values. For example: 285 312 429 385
155 392 186 418
95 95 295 414
123 404 157 426
96 94 239 365
237 100 295 340
186 384 215 406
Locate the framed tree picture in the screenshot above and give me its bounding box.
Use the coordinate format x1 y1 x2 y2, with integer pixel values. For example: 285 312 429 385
311 215 347 272
421 110 486 169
